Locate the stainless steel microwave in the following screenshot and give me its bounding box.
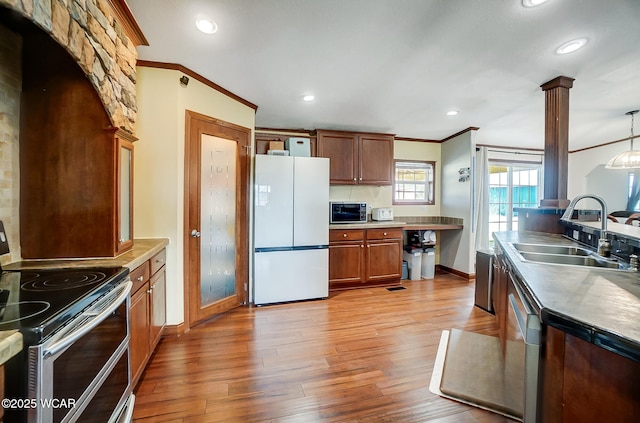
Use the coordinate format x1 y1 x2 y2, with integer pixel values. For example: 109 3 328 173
330 202 367 223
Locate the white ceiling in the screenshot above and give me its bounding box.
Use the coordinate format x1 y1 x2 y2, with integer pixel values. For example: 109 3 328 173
127 0 640 150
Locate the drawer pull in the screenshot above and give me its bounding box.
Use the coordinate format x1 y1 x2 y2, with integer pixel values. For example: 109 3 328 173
137 276 144 282
343 233 347 237
383 232 387 236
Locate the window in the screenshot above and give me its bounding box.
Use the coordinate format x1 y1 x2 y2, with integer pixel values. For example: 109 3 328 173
393 160 435 205
489 163 541 239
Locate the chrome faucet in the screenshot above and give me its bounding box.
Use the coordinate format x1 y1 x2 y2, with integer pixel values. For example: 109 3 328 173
560 194 611 257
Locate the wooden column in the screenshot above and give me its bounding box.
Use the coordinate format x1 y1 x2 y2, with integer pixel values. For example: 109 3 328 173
540 76 574 208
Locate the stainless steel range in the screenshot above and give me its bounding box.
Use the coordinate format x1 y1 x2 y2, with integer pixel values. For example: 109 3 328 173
0 223 134 423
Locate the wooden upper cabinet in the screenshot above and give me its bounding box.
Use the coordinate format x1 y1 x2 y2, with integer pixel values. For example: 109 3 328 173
115 131 135 255
316 131 359 184
358 133 394 185
316 130 394 185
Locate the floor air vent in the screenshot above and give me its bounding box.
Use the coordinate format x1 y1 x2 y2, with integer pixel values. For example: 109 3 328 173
387 286 407 291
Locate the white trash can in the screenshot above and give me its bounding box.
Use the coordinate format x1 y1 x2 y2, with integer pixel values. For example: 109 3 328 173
421 248 436 279
403 249 422 280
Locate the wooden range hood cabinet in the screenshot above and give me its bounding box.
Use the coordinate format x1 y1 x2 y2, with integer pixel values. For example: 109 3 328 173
20 29 136 259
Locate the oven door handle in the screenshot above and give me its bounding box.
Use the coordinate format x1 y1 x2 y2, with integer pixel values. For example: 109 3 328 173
114 393 136 423
44 280 132 358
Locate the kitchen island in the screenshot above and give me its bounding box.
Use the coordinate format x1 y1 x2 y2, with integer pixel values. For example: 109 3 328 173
493 230 640 422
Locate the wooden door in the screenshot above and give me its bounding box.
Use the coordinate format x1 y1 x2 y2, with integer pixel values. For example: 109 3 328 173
185 110 250 328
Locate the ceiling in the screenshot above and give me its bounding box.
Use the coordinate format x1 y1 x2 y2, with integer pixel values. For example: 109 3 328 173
127 0 640 151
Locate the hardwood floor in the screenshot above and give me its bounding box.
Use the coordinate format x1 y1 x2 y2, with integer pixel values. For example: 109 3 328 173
133 272 515 422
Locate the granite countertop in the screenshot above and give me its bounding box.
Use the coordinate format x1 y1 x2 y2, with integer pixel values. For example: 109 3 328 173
4 238 169 272
0 329 22 366
330 221 407 230
494 231 640 362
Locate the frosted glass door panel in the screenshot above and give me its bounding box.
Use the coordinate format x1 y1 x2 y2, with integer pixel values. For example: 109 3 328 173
254 155 294 248
119 146 131 243
200 135 237 307
293 157 329 246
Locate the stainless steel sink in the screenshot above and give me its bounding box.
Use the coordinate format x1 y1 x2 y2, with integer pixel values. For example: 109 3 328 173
509 241 632 271
517 251 624 269
513 243 591 256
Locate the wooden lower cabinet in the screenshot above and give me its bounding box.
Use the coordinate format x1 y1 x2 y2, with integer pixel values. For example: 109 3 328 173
130 281 150 386
540 325 640 423
130 248 167 387
329 228 402 290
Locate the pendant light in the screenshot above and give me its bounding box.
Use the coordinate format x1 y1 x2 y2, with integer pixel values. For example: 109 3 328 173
606 110 640 169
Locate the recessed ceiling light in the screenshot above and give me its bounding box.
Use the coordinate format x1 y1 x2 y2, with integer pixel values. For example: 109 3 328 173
302 94 315 102
522 0 549 7
555 38 588 55
196 17 218 34
446 110 459 116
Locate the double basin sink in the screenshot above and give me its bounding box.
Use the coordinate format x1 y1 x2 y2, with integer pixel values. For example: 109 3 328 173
511 242 632 271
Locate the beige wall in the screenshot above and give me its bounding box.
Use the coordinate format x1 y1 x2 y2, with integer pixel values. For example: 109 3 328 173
134 66 255 325
329 140 442 216
440 130 475 274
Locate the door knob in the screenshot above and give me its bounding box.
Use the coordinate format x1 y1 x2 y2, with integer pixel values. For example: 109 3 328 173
191 229 201 238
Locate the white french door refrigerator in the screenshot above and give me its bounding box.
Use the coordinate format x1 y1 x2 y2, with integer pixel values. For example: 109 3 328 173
253 154 330 305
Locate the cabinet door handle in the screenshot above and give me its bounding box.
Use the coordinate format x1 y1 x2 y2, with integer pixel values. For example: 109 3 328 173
191 229 201 238
353 178 357 182
137 276 144 282
147 289 152 294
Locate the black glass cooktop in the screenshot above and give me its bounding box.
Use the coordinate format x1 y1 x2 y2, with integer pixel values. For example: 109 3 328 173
0 267 129 344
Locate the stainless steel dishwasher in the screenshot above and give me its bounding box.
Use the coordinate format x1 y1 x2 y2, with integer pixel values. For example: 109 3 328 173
508 272 541 423
474 249 494 313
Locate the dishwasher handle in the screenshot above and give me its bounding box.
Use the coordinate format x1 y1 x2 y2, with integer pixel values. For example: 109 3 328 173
508 274 541 346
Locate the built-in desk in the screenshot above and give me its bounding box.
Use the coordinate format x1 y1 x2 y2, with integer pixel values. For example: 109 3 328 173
328 218 463 290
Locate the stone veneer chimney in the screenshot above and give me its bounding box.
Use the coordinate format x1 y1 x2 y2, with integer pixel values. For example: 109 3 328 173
0 0 144 133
